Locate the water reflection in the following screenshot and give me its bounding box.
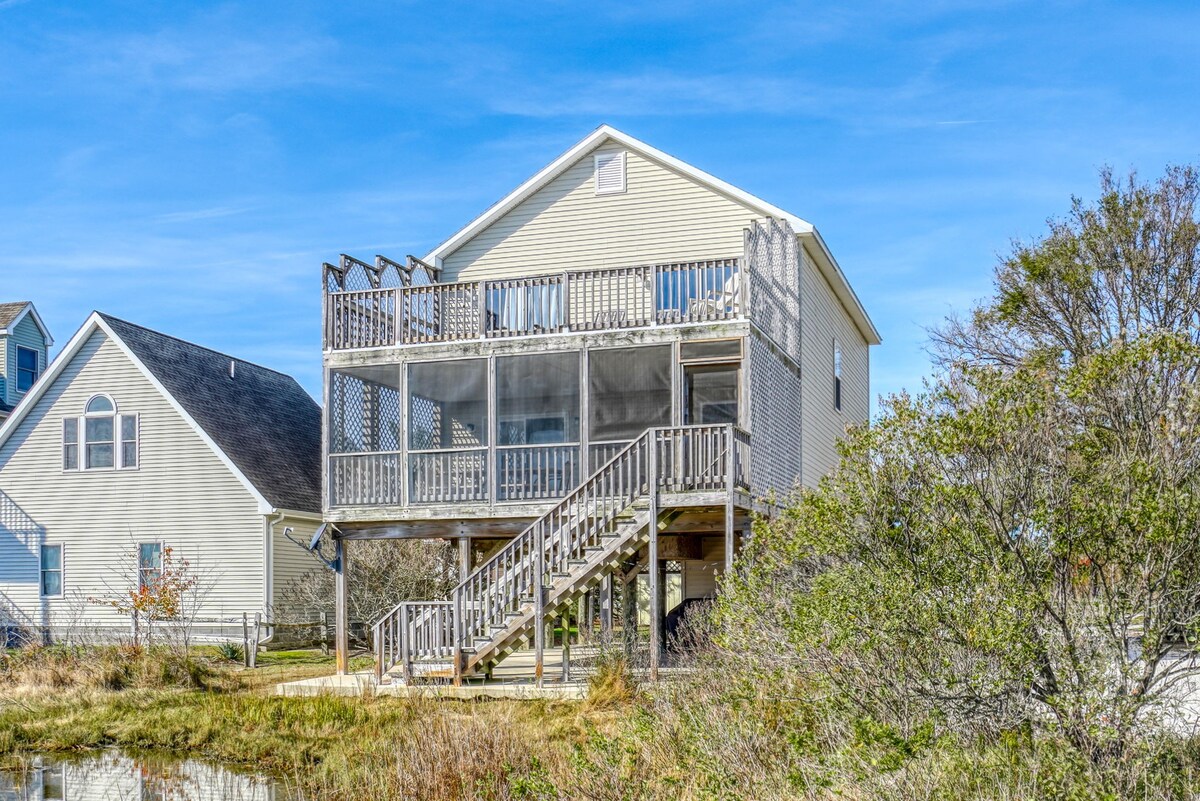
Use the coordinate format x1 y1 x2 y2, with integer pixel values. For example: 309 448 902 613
0 751 294 800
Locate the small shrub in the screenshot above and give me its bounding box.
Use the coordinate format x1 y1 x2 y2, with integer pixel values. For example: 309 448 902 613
216 642 244 662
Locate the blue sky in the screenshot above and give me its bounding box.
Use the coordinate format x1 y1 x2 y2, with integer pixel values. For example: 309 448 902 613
2 1 1198 406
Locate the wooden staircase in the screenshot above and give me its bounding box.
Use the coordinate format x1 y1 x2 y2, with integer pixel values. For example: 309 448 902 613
372 424 746 684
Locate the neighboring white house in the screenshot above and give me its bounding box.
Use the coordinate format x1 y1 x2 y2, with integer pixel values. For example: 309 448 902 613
0 312 322 640
0 301 53 422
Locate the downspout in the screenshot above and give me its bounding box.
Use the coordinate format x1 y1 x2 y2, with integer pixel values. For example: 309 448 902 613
261 510 285 645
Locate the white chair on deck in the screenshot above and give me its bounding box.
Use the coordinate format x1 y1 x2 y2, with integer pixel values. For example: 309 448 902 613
687 272 741 319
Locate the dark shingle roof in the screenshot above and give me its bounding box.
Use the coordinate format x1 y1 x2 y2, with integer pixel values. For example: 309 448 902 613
0 302 30 329
99 314 321 513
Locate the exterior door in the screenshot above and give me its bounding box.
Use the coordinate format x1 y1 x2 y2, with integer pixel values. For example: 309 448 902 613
684 365 739 426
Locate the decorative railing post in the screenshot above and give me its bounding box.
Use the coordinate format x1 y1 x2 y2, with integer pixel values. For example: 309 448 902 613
374 621 383 684
534 522 546 687
453 590 464 685
400 603 412 684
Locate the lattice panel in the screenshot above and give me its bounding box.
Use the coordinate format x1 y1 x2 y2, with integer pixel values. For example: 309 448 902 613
746 218 801 363
329 371 402 453
747 333 803 495
410 394 440 450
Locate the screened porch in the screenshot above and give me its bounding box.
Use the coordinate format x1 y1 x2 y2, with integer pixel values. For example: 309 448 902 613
326 340 745 510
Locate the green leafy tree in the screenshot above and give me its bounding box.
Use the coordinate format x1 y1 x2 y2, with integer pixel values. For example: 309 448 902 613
720 166 1200 768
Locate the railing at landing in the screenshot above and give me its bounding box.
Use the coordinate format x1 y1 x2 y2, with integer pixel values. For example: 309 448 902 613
324 258 742 350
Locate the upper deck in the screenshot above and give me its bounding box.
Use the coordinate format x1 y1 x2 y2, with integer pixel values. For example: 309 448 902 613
323 254 744 355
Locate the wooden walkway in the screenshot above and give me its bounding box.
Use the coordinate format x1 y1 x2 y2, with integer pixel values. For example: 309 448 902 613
276 647 592 700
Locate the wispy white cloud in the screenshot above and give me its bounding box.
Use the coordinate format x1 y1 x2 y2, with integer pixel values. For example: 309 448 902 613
49 11 344 96
153 206 250 224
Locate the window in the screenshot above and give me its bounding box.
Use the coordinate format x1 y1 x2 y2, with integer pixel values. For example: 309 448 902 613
40 544 63 597
15 346 39 392
85 415 114 468
121 415 139 468
63 419 78 470
138 543 163 591
594 151 626 195
833 341 842 412
69 395 138 470
685 365 739 425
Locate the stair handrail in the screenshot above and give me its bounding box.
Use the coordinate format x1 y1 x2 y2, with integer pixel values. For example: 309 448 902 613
373 424 747 680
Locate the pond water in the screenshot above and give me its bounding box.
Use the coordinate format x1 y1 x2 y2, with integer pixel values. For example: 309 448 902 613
0 750 297 800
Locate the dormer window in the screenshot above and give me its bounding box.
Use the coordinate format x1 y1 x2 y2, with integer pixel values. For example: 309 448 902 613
64 395 139 471
16 346 39 392
594 151 626 195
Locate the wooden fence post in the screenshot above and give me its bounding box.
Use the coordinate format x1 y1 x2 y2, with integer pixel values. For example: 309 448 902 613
242 613 250 668
250 613 261 669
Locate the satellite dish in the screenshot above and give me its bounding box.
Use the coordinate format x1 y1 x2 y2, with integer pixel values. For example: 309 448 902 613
309 523 327 552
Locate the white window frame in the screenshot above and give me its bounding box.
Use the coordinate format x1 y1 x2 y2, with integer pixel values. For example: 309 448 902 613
137 541 164 592
39 543 64 599
62 418 79 471
15 345 39 393
66 395 139 472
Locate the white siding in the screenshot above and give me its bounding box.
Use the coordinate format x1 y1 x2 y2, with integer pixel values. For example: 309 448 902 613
270 514 322 609
0 330 267 633
800 247 870 487
442 145 759 281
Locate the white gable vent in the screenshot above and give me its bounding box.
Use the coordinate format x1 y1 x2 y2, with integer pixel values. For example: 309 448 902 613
594 151 626 195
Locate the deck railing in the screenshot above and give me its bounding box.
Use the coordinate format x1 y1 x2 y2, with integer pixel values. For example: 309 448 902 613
373 424 750 683
325 258 741 350
409 449 489 504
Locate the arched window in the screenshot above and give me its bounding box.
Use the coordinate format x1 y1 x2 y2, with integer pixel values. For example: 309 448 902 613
86 395 115 414
63 395 139 471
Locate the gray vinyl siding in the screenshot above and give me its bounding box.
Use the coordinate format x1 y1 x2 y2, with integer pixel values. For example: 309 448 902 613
441 145 759 281
0 330 267 633
271 514 322 609
3 314 48 408
800 246 870 487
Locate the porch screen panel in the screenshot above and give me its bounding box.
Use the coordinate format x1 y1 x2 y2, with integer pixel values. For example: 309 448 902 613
329 368 401 454
588 345 672 441
408 359 488 450
496 351 581 500
497 352 580 444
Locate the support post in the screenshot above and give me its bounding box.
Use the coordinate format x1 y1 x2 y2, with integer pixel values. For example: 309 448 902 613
622 566 638 656
599 574 613 634
334 538 349 676
561 612 571 682
648 437 661 681
725 426 736 576
458 537 471 581
534 524 546 687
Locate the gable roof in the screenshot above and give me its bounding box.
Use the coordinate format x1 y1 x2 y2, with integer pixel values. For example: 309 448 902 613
424 125 880 345
0 301 53 346
0 312 321 514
